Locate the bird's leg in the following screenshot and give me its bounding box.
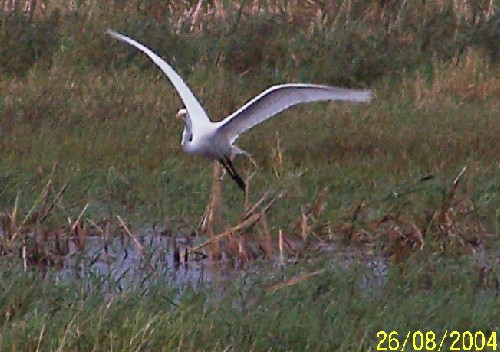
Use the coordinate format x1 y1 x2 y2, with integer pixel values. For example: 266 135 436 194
218 157 246 194
218 155 251 197
225 156 248 195
218 158 234 185
219 154 236 181
223 155 239 177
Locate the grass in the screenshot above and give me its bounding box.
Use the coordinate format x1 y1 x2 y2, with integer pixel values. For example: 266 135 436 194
0 0 499 350
0 255 498 351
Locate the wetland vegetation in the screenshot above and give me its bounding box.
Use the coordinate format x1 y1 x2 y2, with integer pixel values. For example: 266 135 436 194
0 0 499 350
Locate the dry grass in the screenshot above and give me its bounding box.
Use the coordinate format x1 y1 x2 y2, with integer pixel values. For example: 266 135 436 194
413 48 500 108
2 155 489 273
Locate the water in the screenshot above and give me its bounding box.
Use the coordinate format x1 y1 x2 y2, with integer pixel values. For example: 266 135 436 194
2 226 391 293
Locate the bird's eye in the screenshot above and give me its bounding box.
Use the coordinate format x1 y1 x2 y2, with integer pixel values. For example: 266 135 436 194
188 133 193 142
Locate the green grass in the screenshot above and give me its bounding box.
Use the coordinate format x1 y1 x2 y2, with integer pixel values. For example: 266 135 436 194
0 1 499 350
0 255 498 351
1 66 498 216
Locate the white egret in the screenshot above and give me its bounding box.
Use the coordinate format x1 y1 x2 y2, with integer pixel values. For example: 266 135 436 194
106 29 373 194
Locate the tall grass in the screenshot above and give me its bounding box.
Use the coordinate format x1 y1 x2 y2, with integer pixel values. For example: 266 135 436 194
0 255 498 351
0 1 498 250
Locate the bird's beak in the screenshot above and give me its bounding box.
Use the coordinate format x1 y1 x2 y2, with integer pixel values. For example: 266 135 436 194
176 110 185 120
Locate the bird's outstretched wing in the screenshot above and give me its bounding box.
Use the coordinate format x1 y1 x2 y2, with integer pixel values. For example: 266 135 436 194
217 83 372 143
106 29 212 133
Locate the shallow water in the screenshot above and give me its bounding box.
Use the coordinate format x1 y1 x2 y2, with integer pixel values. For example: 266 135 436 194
2 227 391 292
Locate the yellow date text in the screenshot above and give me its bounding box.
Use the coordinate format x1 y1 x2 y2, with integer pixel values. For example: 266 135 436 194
376 330 497 351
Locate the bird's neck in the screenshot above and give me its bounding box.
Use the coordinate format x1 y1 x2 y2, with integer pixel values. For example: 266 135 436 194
181 115 193 149
181 128 192 145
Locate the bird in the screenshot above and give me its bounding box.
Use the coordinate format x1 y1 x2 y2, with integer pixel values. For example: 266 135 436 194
106 29 373 194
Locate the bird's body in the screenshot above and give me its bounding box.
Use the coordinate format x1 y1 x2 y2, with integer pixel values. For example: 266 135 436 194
106 29 373 193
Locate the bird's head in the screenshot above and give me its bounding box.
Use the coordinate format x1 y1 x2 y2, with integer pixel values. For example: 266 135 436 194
176 108 187 121
176 108 193 145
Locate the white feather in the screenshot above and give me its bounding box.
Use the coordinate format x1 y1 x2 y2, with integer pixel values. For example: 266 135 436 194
107 29 373 192
106 29 212 135
217 83 372 143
